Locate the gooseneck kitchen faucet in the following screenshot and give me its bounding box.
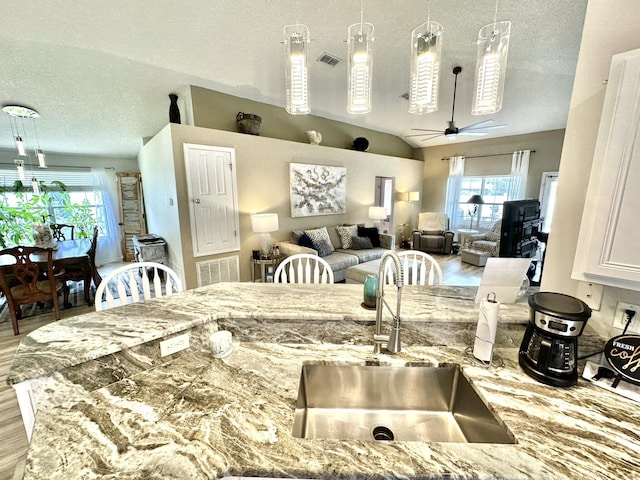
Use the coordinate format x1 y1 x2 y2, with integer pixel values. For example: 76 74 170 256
373 251 404 354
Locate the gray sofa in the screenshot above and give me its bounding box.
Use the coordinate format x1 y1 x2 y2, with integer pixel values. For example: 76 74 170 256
278 224 395 282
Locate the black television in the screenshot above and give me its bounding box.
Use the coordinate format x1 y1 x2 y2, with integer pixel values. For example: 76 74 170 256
499 199 541 258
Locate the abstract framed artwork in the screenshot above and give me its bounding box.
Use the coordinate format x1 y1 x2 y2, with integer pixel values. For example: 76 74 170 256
290 162 346 217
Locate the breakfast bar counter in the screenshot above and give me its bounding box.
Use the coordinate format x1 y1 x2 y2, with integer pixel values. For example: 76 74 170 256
7 284 640 479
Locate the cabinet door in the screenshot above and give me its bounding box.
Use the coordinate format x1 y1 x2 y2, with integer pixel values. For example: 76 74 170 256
572 48 640 289
184 144 240 257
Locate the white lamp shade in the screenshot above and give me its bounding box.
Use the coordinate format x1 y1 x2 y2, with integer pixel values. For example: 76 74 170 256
368 206 387 220
396 192 409 202
409 20 443 115
283 24 311 115
472 20 511 115
347 22 374 114
251 213 279 233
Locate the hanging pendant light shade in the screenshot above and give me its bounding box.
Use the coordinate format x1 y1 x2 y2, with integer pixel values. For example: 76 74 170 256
32 117 47 168
347 21 374 114
409 20 443 115
472 20 511 115
14 159 26 181
36 148 46 168
15 136 26 156
283 24 311 115
31 177 40 195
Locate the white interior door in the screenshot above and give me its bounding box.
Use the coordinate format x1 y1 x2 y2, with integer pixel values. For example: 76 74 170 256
184 144 240 257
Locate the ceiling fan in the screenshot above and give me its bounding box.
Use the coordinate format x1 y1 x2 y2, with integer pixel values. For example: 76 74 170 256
406 66 506 142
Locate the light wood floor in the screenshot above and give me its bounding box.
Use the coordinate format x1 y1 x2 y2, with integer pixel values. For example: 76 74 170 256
0 254 481 479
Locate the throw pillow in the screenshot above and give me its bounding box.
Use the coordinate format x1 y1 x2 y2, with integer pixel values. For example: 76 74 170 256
298 232 315 249
350 236 373 250
313 238 334 257
357 226 381 248
335 225 358 249
304 227 335 255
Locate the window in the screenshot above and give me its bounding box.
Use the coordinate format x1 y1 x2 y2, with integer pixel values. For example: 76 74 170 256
0 168 109 239
455 175 513 231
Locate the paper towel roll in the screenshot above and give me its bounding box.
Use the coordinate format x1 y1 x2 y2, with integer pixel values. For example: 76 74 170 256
473 294 500 362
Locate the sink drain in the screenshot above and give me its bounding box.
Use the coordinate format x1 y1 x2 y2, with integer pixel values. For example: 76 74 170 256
372 426 395 441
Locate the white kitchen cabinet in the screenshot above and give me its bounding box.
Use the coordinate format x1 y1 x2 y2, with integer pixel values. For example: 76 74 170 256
572 48 640 290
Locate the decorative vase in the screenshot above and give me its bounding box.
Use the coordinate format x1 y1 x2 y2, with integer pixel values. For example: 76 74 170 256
236 112 262 135
169 94 181 124
363 274 379 309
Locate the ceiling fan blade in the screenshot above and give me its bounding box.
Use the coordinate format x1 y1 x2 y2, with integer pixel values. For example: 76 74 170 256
404 132 444 139
459 119 496 130
458 131 488 136
410 128 444 133
463 124 507 131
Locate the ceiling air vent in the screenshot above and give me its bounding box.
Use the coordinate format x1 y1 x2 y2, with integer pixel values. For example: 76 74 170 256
318 52 342 67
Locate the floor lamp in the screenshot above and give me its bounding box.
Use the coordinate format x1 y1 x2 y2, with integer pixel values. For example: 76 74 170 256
466 195 484 230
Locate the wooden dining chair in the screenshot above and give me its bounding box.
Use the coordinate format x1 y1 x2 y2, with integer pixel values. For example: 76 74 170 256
0 246 68 335
274 254 334 284
58 226 99 307
94 261 183 311
50 223 75 241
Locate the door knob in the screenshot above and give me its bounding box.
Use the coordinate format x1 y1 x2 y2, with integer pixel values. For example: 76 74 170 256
194 198 201 204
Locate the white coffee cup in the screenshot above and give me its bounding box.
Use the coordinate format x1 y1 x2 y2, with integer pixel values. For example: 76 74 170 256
209 330 233 358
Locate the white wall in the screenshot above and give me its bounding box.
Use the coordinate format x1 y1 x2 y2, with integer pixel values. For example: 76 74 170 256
541 0 640 336
137 126 185 281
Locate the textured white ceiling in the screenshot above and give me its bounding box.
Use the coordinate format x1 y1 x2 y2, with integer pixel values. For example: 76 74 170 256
0 0 589 158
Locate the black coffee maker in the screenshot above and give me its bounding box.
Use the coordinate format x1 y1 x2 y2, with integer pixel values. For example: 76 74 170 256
519 292 592 387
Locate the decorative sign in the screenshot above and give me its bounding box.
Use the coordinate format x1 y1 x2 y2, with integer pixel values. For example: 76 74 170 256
604 334 640 386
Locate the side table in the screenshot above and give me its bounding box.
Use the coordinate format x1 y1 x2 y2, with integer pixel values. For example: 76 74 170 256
456 228 479 252
251 255 285 282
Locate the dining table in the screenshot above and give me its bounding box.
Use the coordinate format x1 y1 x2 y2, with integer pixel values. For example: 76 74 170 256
0 239 99 307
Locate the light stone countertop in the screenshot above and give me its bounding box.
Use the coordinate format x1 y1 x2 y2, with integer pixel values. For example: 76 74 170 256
8 284 640 480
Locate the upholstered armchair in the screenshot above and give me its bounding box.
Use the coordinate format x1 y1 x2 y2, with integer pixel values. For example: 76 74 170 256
412 212 455 254
463 220 502 256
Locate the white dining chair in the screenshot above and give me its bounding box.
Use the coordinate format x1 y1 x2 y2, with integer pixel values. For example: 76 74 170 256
94 261 183 311
274 254 334 284
383 250 443 286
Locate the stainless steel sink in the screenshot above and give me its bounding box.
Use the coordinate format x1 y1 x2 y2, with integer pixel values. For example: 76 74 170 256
292 364 515 443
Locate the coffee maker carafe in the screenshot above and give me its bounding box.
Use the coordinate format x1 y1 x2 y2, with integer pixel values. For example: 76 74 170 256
519 292 591 387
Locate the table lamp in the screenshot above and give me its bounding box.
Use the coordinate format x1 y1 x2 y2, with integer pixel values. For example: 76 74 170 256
251 213 279 258
368 206 387 230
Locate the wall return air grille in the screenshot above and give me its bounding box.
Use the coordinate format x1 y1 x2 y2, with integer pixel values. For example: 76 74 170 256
197 255 240 287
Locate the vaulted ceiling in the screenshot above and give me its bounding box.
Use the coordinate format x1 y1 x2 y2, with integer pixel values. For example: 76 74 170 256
0 0 588 158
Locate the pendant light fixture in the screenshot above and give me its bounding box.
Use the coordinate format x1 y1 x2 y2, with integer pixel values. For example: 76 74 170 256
283 23 311 115
347 0 374 114
409 1 443 115
3 105 47 190
472 1 511 115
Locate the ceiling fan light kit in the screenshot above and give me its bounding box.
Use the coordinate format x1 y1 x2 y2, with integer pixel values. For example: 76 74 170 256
283 24 311 115
472 20 511 115
409 20 443 115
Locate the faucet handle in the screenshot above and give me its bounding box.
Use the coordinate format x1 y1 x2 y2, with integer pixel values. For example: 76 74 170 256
373 334 390 342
